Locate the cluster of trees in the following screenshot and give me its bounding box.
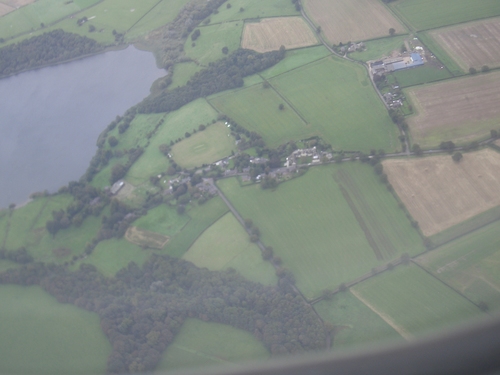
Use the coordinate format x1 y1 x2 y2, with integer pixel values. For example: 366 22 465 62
0 30 103 77
46 181 109 236
0 255 327 373
138 48 286 114
291 0 301 11
0 247 33 264
218 114 266 150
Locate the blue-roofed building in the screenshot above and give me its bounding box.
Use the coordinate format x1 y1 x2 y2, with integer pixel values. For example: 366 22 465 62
410 53 424 66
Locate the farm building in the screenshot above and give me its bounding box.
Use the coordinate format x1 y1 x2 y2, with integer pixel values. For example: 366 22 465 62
371 53 424 75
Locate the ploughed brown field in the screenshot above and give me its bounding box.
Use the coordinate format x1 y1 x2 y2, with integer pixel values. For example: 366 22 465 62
1 0 35 8
406 72 500 147
430 17 500 70
383 149 500 237
241 17 318 53
0 2 14 16
303 0 405 44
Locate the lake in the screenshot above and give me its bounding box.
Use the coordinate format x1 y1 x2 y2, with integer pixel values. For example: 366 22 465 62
0 46 165 209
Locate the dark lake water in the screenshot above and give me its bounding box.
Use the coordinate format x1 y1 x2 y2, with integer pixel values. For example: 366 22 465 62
0 46 165 209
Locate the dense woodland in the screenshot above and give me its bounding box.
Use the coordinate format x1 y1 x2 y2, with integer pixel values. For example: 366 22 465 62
138 48 286 114
0 30 103 77
0 255 328 373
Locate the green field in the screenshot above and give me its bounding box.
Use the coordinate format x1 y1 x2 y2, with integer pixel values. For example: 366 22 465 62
315 292 404 349
270 57 399 152
156 318 270 372
183 212 277 285
91 154 128 189
106 113 167 153
390 0 500 31
126 99 218 185
392 65 453 87
349 36 407 62
207 0 299 25
81 237 152 277
352 264 482 338
0 285 110 375
417 220 500 310
126 0 191 40
209 83 308 148
170 62 202 89
134 204 190 237
259 45 331 79
185 21 243 66
171 122 236 169
0 0 84 40
164 197 229 258
418 32 464 76
218 163 424 299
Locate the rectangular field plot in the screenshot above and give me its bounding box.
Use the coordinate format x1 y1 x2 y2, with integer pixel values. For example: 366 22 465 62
183 213 277 286
206 0 299 24
303 0 405 44
0 3 15 17
156 319 269 371
315 292 404 349
428 18 500 71
390 0 500 31
383 149 500 237
126 99 218 185
351 264 482 338
209 83 308 148
270 57 399 152
218 163 423 299
242 17 318 53
406 72 500 147
185 22 243 66
417 220 500 311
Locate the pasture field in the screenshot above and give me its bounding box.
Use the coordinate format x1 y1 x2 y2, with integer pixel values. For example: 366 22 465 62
126 99 218 185
0 285 110 375
90 155 128 189
405 72 500 147
0 0 83 40
427 18 500 71
171 122 235 169
125 226 169 249
315 292 404 349
349 36 406 62
164 197 229 258
416 220 500 310
2 0 36 7
126 0 190 40
392 65 452 87
134 204 189 238
81 237 152 277
303 0 405 44
218 163 423 299
209 83 308 148
185 22 243 66
270 57 399 152
383 149 500 237
259 45 331 79
106 113 167 153
241 17 318 53
351 264 482 338
183 213 277 286
207 0 299 25
170 62 202 89
389 0 500 31
156 318 270 371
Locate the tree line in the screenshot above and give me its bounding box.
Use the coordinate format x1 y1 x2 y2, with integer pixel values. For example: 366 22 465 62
0 254 328 373
0 29 103 78
137 48 286 114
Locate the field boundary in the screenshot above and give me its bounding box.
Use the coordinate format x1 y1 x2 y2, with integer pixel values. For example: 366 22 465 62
266 80 308 124
350 288 411 340
126 0 163 33
411 260 485 312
